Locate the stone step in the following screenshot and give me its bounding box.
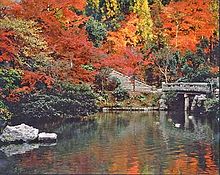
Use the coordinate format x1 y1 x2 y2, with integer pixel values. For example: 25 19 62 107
109 70 153 92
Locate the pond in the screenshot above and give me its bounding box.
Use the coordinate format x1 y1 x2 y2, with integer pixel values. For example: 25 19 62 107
0 112 219 174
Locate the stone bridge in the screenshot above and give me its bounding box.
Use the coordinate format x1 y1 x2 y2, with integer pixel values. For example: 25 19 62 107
162 82 214 111
162 82 212 94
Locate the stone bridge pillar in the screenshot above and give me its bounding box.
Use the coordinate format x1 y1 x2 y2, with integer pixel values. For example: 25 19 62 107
184 94 190 111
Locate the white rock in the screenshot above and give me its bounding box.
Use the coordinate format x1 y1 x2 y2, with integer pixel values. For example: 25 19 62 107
0 124 39 143
174 123 181 128
155 122 160 126
38 132 57 142
188 115 193 119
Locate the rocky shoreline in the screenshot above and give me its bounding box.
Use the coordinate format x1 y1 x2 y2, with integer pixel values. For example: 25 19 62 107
0 123 57 157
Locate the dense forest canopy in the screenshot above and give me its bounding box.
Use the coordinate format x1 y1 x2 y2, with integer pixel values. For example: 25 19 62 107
0 0 219 104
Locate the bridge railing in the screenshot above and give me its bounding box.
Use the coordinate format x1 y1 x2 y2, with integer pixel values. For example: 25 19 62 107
162 82 212 93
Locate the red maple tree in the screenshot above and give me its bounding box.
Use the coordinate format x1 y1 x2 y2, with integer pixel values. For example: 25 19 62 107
6 0 102 83
100 47 153 90
160 0 216 52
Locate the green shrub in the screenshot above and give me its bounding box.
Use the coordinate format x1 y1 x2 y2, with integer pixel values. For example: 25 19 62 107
8 83 98 119
112 87 129 101
86 17 107 47
0 100 12 120
205 98 219 118
137 93 160 107
164 91 183 110
94 69 121 91
0 68 22 96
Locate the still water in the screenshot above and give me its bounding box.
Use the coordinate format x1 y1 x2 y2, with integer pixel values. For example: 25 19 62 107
0 112 219 174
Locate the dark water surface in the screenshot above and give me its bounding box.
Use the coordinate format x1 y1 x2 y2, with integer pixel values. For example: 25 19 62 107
0 112 219 174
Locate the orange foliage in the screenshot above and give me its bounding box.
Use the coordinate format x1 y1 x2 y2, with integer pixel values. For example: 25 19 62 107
210 66 219 74
4 0 101 83
161 0 216 52
0 30 18 62
6 93 20 102
103 13 141 53
6 71 54 102
21 70 54 89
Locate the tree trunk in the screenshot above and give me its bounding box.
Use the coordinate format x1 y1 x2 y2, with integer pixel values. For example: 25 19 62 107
164 75 168 83
132 76 136 91
175 21 179 48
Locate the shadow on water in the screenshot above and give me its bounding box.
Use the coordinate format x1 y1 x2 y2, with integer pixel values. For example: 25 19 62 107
0 111 219 174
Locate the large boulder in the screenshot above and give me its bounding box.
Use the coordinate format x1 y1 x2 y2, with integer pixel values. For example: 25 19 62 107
0 124 39 143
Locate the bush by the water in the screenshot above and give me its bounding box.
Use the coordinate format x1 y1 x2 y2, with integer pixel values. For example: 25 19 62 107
112 87 129 101
94 69 121 91
7 82 98 120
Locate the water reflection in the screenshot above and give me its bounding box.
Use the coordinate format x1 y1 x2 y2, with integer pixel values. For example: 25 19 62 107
0 112 219 174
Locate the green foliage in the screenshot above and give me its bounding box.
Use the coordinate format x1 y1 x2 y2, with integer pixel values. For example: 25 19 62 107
0 68 22 96
205 98 219 118
82 64 95 71
8 83 98 119
164 91 183 110
137 92 160 106
0 100 12 120
112 87 129 101
86 0 123 30
177 38 215 82
86 17 107 47
180 64 211 82
152 47 179 82
94 68 121 91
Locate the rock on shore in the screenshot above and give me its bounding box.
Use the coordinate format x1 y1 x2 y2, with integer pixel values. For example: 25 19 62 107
0 123 57 143
0 124 39 143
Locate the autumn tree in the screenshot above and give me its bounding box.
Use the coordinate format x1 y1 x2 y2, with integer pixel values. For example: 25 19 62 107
101 47 153 91
133 0 154 43
0 15 53 99
103 13 141 53
150 0 167 50
6 0 103 83
160 0 217 52
178 38 215 82
86 0 122 30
